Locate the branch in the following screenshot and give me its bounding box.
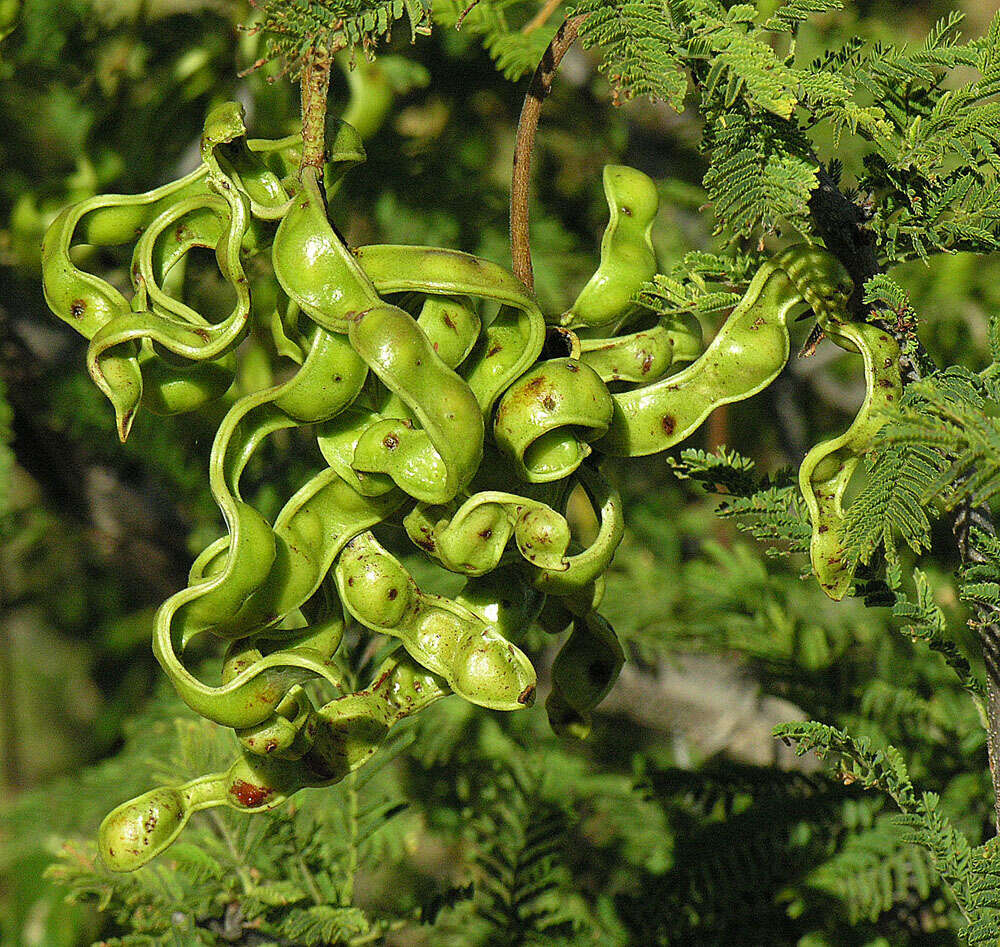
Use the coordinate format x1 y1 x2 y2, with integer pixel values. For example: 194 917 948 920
299 43 334 174
510 14 587 291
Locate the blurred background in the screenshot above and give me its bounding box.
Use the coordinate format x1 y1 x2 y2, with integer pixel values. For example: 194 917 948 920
3 1 1000 944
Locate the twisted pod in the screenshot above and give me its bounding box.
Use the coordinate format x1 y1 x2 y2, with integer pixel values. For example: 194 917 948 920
41 93 894 870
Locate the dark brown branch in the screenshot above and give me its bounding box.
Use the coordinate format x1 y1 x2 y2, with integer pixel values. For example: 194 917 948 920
808 167 1000 833
510 14 587 291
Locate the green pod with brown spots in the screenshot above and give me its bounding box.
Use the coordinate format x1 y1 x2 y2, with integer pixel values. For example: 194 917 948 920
98 751 310 872
494 358 613 483
353 244 546 413
529 464 624 597
561 165 659 330
335 532 537 710
403 491 571 575
579 312 703 384
799 319 902 600
595 245 853 457
348 304 485 504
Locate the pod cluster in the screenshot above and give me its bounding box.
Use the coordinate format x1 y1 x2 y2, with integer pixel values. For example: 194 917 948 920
41 102 899 871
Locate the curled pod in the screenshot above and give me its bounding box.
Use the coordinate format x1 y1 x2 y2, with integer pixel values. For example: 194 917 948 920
88 192 245 430
354 244 546 413
335 532 537 710
225 600 348 762
561 165 659 331
546 612 624 739
201 102 292 219
596 245 853 457
152 321 400 729
529 464 625 597
316 406 399 498
494 358 613 483
403 491 570 575
799 320 901 600
416 295 482 369
45 102 292 439
579 312 703 384
305 651 450 782
233 683 316 761
348 304 485 504
270 138 371 335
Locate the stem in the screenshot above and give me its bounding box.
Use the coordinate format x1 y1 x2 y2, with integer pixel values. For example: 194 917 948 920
808 168 1000 834
208 809 255 895
341 770 360 903
510 14 587 291
299 46 334 175
522 0 563 35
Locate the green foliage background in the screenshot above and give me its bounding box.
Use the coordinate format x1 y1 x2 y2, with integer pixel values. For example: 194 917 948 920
4 0 1000 944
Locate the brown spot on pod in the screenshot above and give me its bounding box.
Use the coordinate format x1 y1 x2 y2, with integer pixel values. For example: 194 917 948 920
542 395 557 411
479 528 493 540
70 299 86 319
487 344 503 358
641 352 653 374
567 363 579 373
383 434 400 450
517 684 536 706
443 313 456 329
621 205 633 216
661 416 675 435
818 525 829 533
387 588 398 601
229 780 273 808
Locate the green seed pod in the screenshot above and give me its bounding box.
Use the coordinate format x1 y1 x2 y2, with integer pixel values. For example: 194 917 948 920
546 611 624 739
596 245 853 457
579 311 703 384
494 358 613 483
561 165 659 330
99 787 191 873
530 465 624 596
335 533 537 709
403 491 570 575
799 320 902 600
353 244 546 412
349 304 484 504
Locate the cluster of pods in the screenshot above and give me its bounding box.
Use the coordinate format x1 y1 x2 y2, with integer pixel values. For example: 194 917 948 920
41 102 900 871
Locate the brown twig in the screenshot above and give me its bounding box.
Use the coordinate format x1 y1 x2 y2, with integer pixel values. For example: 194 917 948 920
299 45 334 174
510 13 587 291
